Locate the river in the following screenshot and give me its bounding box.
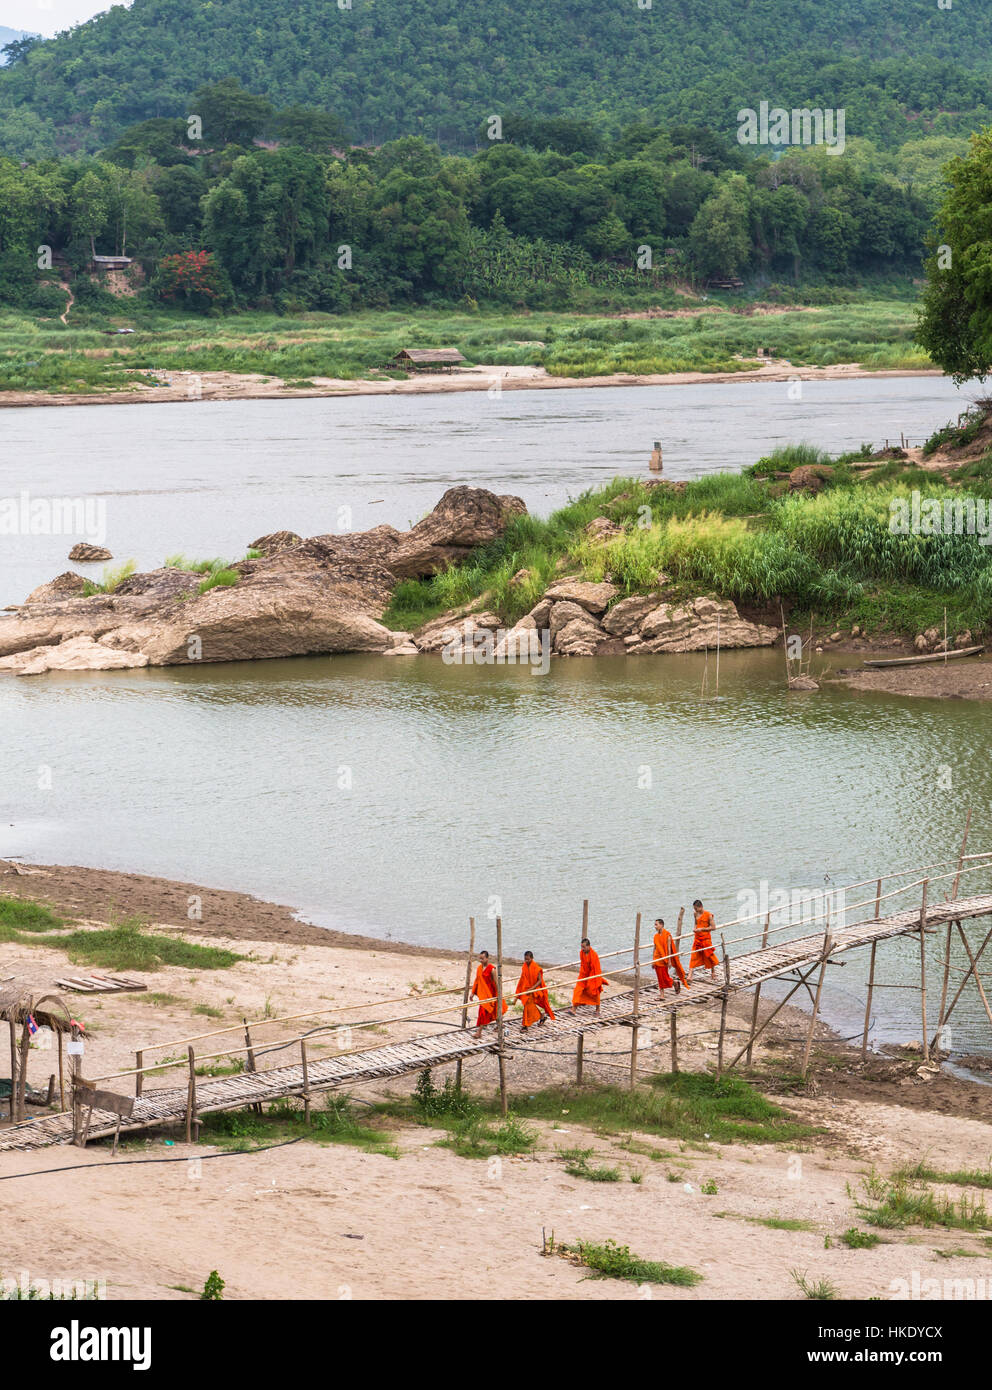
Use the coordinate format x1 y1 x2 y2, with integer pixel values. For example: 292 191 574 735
2 375 990 1056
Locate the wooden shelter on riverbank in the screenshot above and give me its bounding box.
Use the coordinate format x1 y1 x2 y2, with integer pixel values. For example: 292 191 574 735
392 347 466 371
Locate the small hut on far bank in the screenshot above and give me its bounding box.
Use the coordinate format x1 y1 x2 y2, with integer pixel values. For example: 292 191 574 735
392 347 466 372
0 988 73 1123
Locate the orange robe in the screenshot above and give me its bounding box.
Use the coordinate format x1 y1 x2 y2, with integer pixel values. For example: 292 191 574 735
471 962 507 1027
516 960 555 1027
572 948 605 1007
653 929 688 990
689 911 720 970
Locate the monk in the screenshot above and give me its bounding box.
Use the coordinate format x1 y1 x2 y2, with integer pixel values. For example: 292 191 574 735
571 938 606 1014
470 950 507 1037
652 917 688 994
687 899 719 982
516 951 555 1028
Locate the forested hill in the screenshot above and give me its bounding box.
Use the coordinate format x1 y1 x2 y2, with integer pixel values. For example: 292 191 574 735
2 0 991 155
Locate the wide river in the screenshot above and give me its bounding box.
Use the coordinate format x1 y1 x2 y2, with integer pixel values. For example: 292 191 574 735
3 376 991 1056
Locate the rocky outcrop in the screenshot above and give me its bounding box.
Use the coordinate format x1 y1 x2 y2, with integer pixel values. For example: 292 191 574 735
0 487 524 676
23 572 88 606
249 531 302 556
543 578 618 613
68 543 112 562
628 596 778 653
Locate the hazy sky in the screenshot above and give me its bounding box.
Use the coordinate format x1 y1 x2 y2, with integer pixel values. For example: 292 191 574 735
3 0 125 39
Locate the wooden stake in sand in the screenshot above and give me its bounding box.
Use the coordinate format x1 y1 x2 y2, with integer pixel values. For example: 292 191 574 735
629 913 641 1090
801 932 833 1080
576 1033 584 1085
300 1039 311 1125
186 1046 198 1144
7 1018 15 1123
244 1017 262 1116
455 916 475 1092
669 1012 679 1074
495 916 508 1118
135 1049 143 1099
745 911 771 1068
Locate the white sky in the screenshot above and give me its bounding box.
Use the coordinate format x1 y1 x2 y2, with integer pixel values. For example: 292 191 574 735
1 0 126 39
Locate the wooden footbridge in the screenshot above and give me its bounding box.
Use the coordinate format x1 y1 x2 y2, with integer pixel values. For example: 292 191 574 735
3 853 992 1154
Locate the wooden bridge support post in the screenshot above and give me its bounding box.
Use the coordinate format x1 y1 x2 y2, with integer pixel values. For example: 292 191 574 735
455 916 475 1093
716 942 730 1080
801 933 833 1080
861 942 877 1061
629 913 641 1090
7 1018 16 1122
919 879 930 1064
669 1012 679 1074
15 1018 29 1123
300 1039 311 1125
135 1049 143 1100
244 1017 262 1116
745 912 771 1068
576 1034 584 1085
186 1046 198 1144
934 812 971 1053
495 916 508 1118
70 1023 83 1144
57 1029 65 1113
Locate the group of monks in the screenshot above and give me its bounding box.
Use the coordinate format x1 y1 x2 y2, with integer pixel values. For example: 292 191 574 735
470 900 720 1035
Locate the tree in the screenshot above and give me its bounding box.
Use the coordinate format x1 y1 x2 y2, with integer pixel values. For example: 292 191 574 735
189 78 273 148
689 174 752 280
917 129 992 382
152 249 231 310
70 168 111 258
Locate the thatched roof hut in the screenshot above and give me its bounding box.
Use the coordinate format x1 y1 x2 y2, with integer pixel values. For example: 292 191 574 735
1 988 74 1123
392 347 466 371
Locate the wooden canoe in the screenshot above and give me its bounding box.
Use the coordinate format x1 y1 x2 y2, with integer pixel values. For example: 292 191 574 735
862 645 985 669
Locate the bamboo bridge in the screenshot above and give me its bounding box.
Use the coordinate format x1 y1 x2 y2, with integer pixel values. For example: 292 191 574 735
2 855 992 1154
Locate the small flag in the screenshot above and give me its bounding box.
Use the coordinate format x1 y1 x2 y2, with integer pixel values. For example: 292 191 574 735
27 1015 38 1036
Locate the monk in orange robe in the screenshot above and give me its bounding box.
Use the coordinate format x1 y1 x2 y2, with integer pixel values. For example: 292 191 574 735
470 951 507 1037
571 938 606 1013
516 951 555 1028
652 918 688 994
687 899 719 982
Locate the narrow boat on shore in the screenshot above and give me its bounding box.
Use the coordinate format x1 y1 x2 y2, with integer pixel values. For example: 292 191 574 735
862 645 985 669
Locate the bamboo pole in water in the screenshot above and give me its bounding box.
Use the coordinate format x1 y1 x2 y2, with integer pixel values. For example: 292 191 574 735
935 812 971 1052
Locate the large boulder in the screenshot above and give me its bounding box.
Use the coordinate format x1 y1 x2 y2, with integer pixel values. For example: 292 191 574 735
631 596 778 653
554 614 605 656
68 543 112 562
388 487 526 580
542 578 618 613
601 593 664 637
414 611 502 654
248 530 303 557
0 635 149 676
548 601 590 643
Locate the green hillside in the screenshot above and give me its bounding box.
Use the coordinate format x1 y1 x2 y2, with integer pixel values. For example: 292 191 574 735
1 0 991 155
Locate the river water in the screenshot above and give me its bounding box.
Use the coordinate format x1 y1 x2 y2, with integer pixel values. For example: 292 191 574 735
2 376 990 1056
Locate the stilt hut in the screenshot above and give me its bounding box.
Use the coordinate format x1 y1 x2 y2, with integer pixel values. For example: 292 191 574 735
392 348 466 372
0 988 73 1122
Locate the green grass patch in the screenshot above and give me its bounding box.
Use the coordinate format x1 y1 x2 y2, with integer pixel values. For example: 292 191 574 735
894 1160 992 1190
561 1237 702 1287
197 568 240 594
791 1268 839 1300
748 1215 816 1232
198 1096 399 1157
0 895 63 933
858 1173 991 1232
439 1113 536 1159
840 1227 880 1249
60 917 241 972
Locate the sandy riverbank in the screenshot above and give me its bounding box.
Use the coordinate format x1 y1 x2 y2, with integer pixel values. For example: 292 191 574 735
836 655 992 702
2 860 991 1300
0 361 943 409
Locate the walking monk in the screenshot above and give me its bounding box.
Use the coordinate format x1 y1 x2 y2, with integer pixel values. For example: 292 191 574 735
470 950 507 1038
571 938 607 1014
687 899 720 982
516 951 555 1029
653 918 688 994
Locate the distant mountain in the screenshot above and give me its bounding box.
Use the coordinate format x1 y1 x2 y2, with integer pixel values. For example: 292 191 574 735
0 26 36 65
1 0 991 153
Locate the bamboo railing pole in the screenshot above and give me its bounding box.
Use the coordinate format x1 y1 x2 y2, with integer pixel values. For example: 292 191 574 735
7 1019 16 1122
745 911 770 1067
135 1049 143 1099
455 917 476 1092
919 878 930 1064
57 1029 65 1113
244 1016 262 1116
16 1018 29 1122
629 913 641 1090
495 916 507 1118
955 923 992 1031
801 933 833 1080
186 1046 197 1144
300 1039 311 1125
576 1033 584 1085
582 899 589 939
716 940 730 1079
941 923 992 1027
669 1011 679 1074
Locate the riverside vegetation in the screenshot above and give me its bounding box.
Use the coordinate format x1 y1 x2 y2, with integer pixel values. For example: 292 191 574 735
385 419 992 645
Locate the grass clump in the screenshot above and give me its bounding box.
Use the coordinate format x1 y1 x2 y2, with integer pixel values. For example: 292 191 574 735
791 1268 839 1300
858 1172 991 1232
200 1096 399 1157
562 1237 701 1287
840 1227 880 1249
558 1146 622 1181
60 916 241 972
894 1160 992 1191
0 895 63 933
197 567 240 594
440 1113 536 1159
80 559 136 596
